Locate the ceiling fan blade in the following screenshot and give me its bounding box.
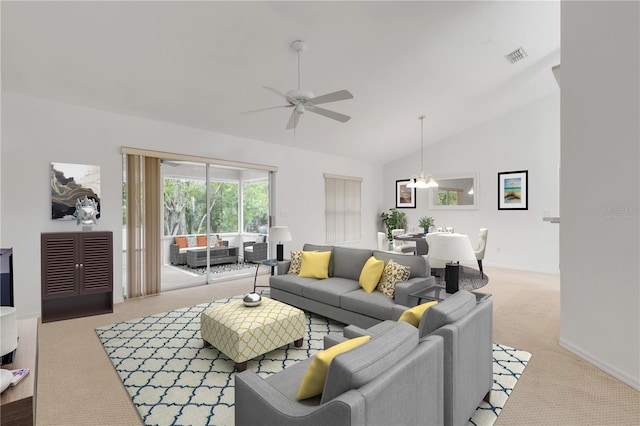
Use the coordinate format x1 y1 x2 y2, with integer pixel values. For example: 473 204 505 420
263 86 297 104
285 109 301 130
306 105 351 123
240 105 292 115
306 90 354 106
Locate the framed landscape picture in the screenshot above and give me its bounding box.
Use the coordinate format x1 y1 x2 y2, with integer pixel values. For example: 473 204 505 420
396 179 416 208
498 170 528 210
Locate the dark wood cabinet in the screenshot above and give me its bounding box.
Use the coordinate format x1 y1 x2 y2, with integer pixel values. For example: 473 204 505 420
41 231 113 323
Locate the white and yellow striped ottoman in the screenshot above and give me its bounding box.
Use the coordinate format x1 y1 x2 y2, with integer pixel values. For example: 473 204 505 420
200 297 306 372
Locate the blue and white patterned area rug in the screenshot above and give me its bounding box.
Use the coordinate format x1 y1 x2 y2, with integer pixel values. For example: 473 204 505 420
96 296 531 426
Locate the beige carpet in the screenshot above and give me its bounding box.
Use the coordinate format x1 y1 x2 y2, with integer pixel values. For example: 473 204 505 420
35 267 640 425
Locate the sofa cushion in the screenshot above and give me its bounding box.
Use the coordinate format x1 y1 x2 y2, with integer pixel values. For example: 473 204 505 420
302 278 360 307
359 256 384 293
320 321 418 403
270 274 320 296
288 250 302 275
333 247 373 281
299 251 332 279
174 236 188 249
398 301 439 327
377 260 411 298
196 235 207 247
372 250 429 278
296 336 371 400
419 290 477 337
303 244 335 276
340 289 397 321
187 235 198 247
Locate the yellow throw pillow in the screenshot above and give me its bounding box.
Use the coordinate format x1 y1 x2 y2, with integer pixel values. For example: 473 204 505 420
398 301 439 327
377 259 411 298
296 335 371 400
288 250 302 275
298 251 332 279
359 256 384 293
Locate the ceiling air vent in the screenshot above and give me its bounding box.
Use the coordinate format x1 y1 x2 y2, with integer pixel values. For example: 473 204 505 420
505 47 527 64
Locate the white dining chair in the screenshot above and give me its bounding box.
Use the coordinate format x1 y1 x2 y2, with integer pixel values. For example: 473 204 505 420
474 228 488 276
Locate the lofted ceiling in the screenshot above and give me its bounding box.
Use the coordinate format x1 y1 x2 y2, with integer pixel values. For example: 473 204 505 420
1 1 560 164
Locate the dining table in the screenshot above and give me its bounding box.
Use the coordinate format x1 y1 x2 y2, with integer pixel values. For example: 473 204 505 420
393 233 430 255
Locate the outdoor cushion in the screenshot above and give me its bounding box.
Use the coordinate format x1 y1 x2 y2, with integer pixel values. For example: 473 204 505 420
174 236 188 248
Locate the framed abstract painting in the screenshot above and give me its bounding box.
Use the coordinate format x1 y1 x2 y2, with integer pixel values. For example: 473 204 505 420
498 170 528 210
396 179 416 208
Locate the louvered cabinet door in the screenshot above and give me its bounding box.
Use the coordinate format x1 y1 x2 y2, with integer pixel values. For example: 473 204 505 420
41 233 79 298
79 232 113 294
41 231 113 322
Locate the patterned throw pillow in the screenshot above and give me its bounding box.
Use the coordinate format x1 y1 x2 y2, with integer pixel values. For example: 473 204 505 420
288 250 303 275
377 259 411 298
186 235 198 247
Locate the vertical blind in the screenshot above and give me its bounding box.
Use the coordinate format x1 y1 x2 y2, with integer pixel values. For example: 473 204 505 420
126 155 161 298
325 174 362 244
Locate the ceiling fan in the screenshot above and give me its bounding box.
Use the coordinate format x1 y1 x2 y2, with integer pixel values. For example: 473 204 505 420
242 40 354 130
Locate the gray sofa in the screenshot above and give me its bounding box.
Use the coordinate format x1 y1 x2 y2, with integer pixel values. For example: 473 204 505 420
334 290 493 426
235 321 444 426
270 244 436 329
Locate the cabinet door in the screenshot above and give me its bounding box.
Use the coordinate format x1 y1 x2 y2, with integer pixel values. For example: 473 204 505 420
41 233 78 298
79 232 112 294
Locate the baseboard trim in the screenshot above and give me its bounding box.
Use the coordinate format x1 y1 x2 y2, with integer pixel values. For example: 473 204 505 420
559 337 640 391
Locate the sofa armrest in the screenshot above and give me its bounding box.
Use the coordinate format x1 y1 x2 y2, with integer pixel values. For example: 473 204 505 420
343 320 396 339
324 333 349 348
277 260 291 275
235 370 359 426
394 275 435 307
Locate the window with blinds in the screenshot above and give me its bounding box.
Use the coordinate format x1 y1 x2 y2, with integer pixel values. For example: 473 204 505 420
324 174 362 244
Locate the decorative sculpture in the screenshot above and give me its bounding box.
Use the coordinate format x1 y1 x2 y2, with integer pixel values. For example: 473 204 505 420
75 196 99 225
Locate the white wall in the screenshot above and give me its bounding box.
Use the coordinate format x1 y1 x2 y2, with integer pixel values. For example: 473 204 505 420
560 1 639 390
1 92 382 319
383 94 560 273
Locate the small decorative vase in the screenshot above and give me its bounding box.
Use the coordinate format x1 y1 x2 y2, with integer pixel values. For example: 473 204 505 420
243 292 262 307
423 227 429 235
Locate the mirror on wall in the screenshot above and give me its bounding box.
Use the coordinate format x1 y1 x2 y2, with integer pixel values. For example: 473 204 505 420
428 174 479 209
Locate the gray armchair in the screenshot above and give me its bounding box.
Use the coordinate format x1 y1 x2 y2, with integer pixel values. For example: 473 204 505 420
243 239 268 263
338 290 493 426
235 321 444 426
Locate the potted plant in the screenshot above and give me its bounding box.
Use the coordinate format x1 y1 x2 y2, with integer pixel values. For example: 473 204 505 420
380 208 407 243
418 216 435 234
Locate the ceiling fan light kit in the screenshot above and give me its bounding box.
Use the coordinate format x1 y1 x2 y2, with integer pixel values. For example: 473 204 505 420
407 115 438 189
242 39 354 131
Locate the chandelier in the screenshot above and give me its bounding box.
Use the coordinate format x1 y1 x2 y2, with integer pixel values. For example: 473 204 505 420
407 115 438 189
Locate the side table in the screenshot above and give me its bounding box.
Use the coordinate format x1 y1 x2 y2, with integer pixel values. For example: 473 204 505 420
253 258 279 292
409 285 491 305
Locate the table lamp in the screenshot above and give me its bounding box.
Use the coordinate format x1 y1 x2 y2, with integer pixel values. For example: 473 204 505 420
428 233 476 294
0 306 18 393
269 226 292 261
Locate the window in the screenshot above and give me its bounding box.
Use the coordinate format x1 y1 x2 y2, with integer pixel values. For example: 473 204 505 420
163 177 239 235
436 188 461 206
325 174 362 244
242 180 269 234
